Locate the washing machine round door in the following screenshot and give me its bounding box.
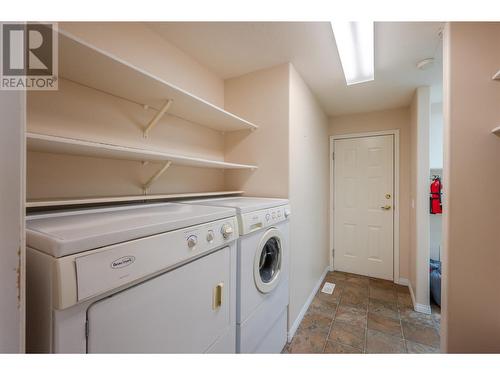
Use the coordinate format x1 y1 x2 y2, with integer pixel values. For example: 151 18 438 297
254 228 283 294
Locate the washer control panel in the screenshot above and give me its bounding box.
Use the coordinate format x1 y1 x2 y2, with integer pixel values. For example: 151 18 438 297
239 205 290 235
183 217 238 251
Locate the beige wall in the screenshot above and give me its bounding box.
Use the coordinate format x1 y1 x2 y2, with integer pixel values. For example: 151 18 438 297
27 79 225 199
224 64 290 198
27 22 228 200
0 90 25 353
59 22 225 107
329 108 411 280
442 22 500 353
409 87 431 309
409 95 417 291
288 65 330 329
224 63 331 335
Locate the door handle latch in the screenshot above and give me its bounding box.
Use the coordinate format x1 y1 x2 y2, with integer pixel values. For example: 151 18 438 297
213 283 224 310
381 205 392 210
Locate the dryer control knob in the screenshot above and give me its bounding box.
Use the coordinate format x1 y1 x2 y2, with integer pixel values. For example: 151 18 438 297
265 213 271 221
221 224 233 239
206 230 214 243
187 235 198 248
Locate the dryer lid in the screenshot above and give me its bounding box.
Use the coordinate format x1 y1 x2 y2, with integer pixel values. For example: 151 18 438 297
26 203 236 258
181 196 289 214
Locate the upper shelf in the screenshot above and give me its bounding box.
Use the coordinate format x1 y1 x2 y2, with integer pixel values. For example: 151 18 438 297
492 126 500 137
27 132 258 170
26 190 244 209
58 30 258 133
492 70 500 80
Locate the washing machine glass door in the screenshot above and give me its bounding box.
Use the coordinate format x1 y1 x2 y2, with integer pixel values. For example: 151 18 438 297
254 228 283 294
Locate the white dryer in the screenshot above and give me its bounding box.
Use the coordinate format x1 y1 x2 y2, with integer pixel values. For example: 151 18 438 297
25 202 239 353
181 197 290 353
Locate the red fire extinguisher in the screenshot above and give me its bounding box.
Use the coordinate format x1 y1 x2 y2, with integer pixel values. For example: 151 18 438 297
430 176 442 214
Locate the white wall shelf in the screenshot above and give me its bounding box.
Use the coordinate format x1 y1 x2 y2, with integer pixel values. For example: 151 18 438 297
27 132 258 170
492 126 500 136
492 70 500 80
26 191 244 209
58 30 258 133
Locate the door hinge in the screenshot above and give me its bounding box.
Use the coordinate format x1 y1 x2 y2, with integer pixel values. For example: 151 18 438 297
85 320 89 338
332 152 335 160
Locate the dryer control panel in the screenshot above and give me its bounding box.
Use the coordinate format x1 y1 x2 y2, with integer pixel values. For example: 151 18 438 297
47 215 239 310
239 205 291 235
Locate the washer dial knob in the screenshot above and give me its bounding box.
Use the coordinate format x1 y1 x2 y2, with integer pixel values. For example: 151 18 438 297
187 235 198 248
206 230 215 243
221 223 234 239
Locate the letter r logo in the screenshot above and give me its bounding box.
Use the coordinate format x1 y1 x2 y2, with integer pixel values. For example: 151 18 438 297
2 23 53 76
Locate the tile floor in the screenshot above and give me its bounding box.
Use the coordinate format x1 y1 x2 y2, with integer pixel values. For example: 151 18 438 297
284 271 441 354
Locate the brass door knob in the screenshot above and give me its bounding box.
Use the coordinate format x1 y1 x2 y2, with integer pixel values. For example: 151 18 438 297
381 205 392 210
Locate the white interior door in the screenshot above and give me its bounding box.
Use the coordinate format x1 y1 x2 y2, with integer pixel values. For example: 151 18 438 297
333 135 394 280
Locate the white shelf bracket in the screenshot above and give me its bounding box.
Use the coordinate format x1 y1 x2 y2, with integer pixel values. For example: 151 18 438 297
143 99 174 138
143 160 172 194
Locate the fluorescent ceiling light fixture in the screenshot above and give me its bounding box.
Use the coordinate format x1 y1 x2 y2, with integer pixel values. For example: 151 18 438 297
331 21 374 85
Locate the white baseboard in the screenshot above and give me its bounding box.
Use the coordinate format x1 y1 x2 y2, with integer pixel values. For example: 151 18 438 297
396 277 409 286
408 282 432 315
287 265 331 342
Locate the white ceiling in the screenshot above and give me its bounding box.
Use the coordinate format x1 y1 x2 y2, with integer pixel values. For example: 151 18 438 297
148 22 443 116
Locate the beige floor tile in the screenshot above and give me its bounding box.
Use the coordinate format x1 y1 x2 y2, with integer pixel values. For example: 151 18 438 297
343 283 369 295
395 284 410 294
335 304 367 328
288 329 328 354
345 275 370 288
316 285 342 305
345 272 368 279
369 278 396 290
289 312 332 353
367 312 402 337
340 289 369 310
399 307 435 327
402 320 440 348
406 340 440 353
432 314 441 330
368 298 399 320
325 271 347 282
370 286 397 302
431 303 441 329
328 320 366 350
299 312 333 334
324 340 362 354
366 329 406 353
397 292 414 308
283 272 440 355
308 296 337 319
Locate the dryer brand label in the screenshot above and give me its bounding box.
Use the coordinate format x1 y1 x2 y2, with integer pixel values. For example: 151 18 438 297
110 256 136 269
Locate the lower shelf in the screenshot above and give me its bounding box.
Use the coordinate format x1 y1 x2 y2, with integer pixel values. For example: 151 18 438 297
26 190 244 209
492 126 500 137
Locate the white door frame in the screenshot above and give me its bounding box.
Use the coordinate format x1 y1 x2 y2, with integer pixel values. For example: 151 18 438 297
329 130 400 283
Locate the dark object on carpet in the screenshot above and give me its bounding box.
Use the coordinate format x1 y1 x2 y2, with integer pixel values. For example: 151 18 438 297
430 259 441 306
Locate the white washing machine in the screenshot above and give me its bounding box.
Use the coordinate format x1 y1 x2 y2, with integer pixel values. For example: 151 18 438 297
25 202 239 353
181 197 290 353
